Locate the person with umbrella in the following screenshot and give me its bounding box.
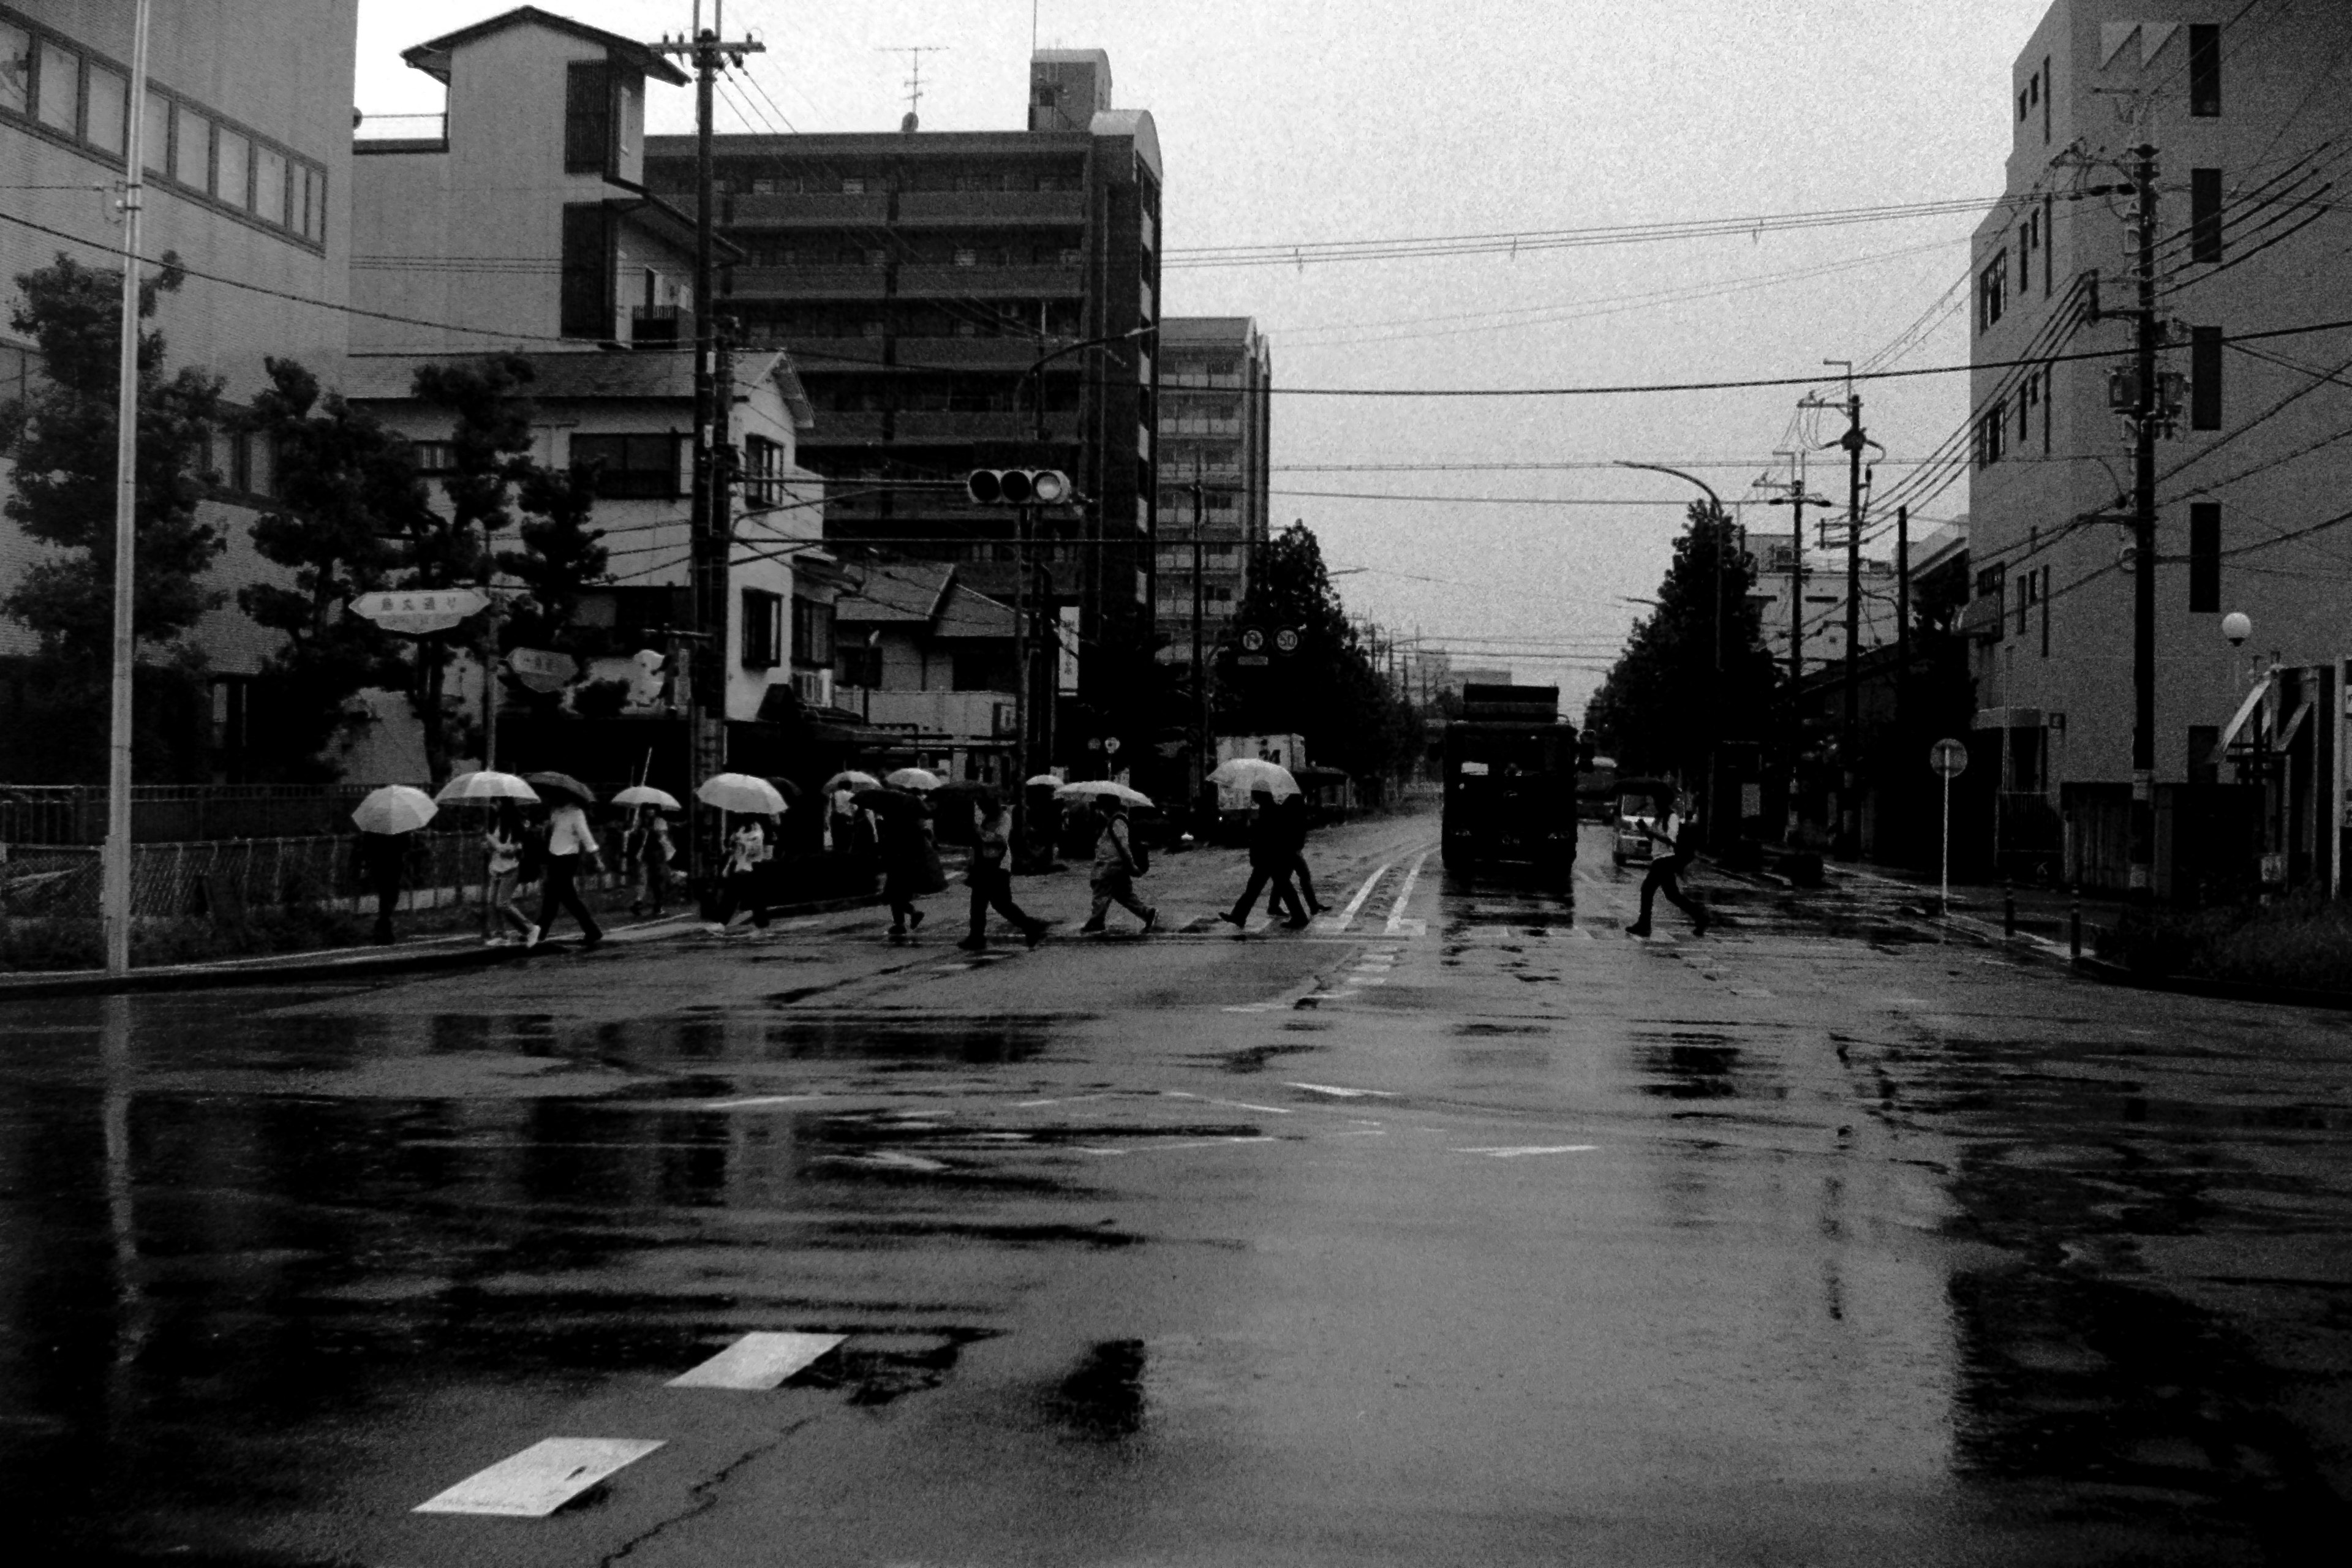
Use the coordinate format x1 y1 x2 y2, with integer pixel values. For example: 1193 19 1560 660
709 812 771 933
612 789 678 918
874 788 945 935
527 773 604 950
1078 793 1156 937
481 800 538 946
1218 790 1308 932
960 791 1046 951
1281 794 1326 918
349 785 435 944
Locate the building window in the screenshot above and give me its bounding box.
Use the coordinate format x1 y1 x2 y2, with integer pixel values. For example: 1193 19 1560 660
2192 325 2223 430
2040 566 2051 657
571 432 680 499
564 59 612 173
254 143 287 227
741 588 783 669
2015 571 2034 638
2042 55 2052 142
216 127 250 208
83 61 125 154
409 440 458 475
2019 370 2038 445
2190 168 2223 263
790 596 834 667
559 203 614 339
2188 503 2221 612
1977 252 2007 332
742 433 783 507
141 87 167 175
34 37 74 134
952 247 978 267
840 176 866 194
2189 24 2220 116
1976 402 2005 469
0 21 28 118
172 107 210 190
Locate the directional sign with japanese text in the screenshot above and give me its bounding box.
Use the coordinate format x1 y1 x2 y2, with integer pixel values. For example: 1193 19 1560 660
349 589 488 636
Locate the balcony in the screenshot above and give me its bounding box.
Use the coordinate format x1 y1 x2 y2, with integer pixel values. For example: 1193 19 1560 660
729 191 893 227
891 410 1077 444
629 306 682 345
897 265 1084 300
729 266 888 301
895 336 1053 371
801 411 889 445
895 190 1088 226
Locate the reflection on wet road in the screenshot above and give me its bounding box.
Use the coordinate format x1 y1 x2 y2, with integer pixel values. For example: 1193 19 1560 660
3 816 2350 1564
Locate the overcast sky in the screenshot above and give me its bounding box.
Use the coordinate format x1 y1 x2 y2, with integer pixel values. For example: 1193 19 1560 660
355 0 2054 713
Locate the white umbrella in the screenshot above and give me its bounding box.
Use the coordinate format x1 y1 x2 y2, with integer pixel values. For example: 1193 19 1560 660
823 770 882 795
434 770 540 804
697 772 787 814
884 766 943 791
1025 773 1063 788
351 785 438 835
611 785 682 811
1055 779 1154 809
1208 758 1302 799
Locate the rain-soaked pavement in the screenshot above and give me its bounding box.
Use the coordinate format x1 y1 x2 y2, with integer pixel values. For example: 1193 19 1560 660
4 813 2350 1565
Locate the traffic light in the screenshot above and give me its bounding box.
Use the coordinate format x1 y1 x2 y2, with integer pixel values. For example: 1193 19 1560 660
965 469 1071 505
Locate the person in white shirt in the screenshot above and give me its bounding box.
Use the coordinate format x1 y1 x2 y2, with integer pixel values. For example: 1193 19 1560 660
1625 787 1708 938
535 797 604 949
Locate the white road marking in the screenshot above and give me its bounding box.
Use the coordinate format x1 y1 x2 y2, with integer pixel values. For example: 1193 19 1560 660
835 1151 948 1172
699 1095 823 1110
1166 1091 1292 1115
415 1438 665 1517
1322 861 1393 933
1285 1082 1397 1099
1384 851 1431 937
1453 1144 1598 1158
667 1332 845 1390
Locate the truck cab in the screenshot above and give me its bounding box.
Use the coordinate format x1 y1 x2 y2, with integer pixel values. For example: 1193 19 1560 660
1440 684 1580 884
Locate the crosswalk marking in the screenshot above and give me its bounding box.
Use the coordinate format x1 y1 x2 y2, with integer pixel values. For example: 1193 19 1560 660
1384 851 1431 937
415 1437 665 1517
1322 861 1394 933
1286 1082 1396 1099
667 1332 844 1390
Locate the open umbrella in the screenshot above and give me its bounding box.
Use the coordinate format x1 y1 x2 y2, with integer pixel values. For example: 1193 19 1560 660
823 770 882 795
1208 757 1302 799
435 770 540 805
697 772 786 815
848 785 929 820
351 785 437 835
1024 774 1064 788
611 785 681 812
523 771 595 805
884 767 943 791
763 776 805 801
1055 779 1154 809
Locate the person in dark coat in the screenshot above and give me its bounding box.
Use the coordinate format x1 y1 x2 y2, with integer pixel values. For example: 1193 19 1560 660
1217 791 1307 930
882 796 944 935
352 831 412 944
960 794 1046 950
1280 794 1325 917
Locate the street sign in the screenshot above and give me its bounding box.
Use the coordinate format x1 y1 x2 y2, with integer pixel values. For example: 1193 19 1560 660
1103 736 1122 755
1238 627 1267 654
505 647 578 694
349 588 486 636
1237 654 1270 667
1929 737 1967 918
1929 738 1969 778
1273 627 1301 655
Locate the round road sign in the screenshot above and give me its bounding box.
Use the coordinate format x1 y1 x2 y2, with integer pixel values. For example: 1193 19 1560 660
1928 737 1969 778
1273 627 1302 654
1239 627 1266 654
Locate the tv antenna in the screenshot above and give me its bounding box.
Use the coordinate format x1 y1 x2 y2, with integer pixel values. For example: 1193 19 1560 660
879 46 948 129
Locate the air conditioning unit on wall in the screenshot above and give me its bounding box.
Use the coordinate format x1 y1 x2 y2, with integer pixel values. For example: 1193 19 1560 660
791 668 834 709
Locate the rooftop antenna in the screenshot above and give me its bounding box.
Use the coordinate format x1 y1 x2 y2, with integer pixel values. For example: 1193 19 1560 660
879 45 947 131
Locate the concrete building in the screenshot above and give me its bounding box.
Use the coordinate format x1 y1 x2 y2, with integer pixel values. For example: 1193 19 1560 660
1749 542 1902 677
642 47 1164 774
1965 1 2352 892
0 0 358 764
1153 317 1271 666
346 6 839 788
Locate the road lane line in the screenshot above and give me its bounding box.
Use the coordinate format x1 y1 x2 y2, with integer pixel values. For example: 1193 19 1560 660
1384 851 1431 936
699 1095 823 1110
1285 1082 1396 1098
1165 1091 1293 1115
1322 861 1393 933
1453 1144 1598 1158
415 1438 665 1517
668 1332 845 1390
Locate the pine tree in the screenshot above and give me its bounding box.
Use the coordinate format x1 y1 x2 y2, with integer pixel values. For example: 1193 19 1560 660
0 252 222 781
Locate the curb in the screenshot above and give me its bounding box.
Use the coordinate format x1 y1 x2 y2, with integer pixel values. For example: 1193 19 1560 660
0 891 887 1001
2070 952 2352 1012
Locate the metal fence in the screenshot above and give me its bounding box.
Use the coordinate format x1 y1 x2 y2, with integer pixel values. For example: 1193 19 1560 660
0 785 387 845
0 831 507 921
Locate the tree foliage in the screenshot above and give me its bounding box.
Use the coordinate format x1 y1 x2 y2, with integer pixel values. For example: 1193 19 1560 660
1582 502 1778 778
1215 521 1416 781
0 252 221 781
237 357 432 779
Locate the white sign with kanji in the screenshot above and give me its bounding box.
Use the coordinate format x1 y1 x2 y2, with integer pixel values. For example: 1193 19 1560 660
349 589 488 636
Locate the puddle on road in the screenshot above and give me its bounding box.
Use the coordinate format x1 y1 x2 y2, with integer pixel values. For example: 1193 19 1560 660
1047 1338 1148 1441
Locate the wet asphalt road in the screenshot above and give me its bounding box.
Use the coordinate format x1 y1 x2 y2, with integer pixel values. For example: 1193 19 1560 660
4 811 2351 1566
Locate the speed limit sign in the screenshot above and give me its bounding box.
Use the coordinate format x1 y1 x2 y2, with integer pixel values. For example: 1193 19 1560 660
1273 627 1301 654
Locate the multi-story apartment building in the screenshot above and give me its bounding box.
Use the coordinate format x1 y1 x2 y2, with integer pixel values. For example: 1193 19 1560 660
1966 2 2352 892
643 48 1163 771
0 1 358 769
348 7 835 785
1153 317 1270 666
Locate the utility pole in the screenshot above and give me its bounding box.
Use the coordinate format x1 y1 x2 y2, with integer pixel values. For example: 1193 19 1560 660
101 0 153 976
1832 366 1868 861
2128 142 2160 901
1768 454 1830 845
1190 462 1207 818
656 9 763 887
1894 502 1910 760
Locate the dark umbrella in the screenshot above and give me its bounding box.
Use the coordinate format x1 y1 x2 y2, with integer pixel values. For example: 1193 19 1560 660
848 785 928 820
930 779 997 809
763 776 805 803
523 770 595 805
